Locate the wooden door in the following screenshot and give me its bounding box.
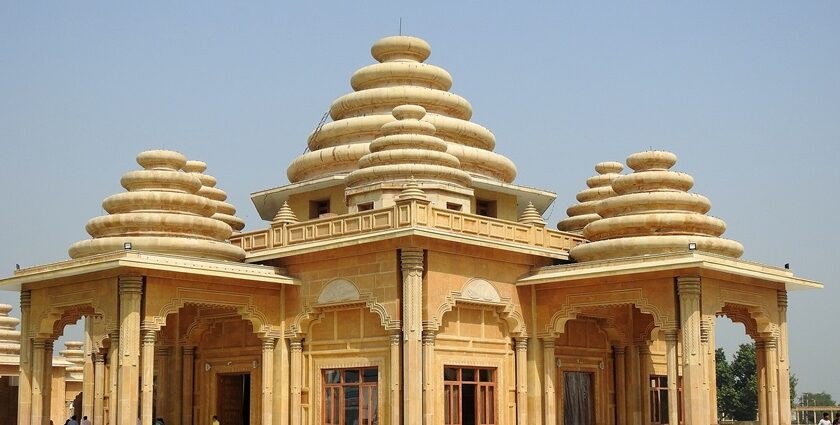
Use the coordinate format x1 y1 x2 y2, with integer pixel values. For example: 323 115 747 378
563 372 594 425
218 374 247 425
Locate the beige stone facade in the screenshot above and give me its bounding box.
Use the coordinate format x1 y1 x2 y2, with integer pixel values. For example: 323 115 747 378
0 34 821 425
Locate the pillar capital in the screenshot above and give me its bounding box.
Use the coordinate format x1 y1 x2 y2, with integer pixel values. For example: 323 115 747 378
182 346 195 356
639 345 652 356
755 339 766 350
664 328 679 341
155 346 169 357
93 352 105 364
763 337 778 350
422 330 436 345
118 274 143 294
141 329 156 344
777 290 788 309
20 290 32 307
290 339 303 351
677 275 702 295
389 333 401 346
262 337 277 351
514 337 528 351
542 337 556 348
400 247 424 272
613 345 626 355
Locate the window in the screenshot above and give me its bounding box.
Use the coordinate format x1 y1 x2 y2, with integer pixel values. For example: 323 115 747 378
446 202 463 212
323 367 378 425
357 202 374 212
310 199 330 219
650 375 683 425
444 367 496 425
476 200 497 218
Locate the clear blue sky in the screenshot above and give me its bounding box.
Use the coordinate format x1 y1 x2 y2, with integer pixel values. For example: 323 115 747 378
1 2 838 399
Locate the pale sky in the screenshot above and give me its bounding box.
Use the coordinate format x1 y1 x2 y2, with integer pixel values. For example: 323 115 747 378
1 2 838 399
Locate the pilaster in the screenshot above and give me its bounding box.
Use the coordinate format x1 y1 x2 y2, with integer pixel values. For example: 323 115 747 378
154 347 169 425
18 290 32 425
140 329 156 425
765 338 780 425
777 291 792 425
639 344 652 425
613 345 627 425
514 338 528 425
664 330 679 425
118 275 143 425
30 339 45 425
677 276 705 425
422 331 435 425
756 340 767 425
93 353 105 425
625 342 641 425
400 247 424 425
261 337 276 425
390 333 401 425
290 339 303 425
41 339 53 425
701 317 718 424
181 346 194 425
84 320 95 422
107 332 119 425
542 338 556 425
274 338 289 425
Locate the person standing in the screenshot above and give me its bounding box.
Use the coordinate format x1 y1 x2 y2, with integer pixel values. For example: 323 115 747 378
819 412 832 425
81 416 91 425
68 416 79 425
212 416 220 425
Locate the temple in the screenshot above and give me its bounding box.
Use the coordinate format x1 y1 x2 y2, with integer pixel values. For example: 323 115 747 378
0 35 821 425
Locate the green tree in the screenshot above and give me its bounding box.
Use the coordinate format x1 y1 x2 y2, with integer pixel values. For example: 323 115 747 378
790 374 798 408
716 347 737 420
800 391 836 406
730 343 758 420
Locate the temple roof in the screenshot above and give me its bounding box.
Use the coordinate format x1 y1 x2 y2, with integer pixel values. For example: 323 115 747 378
570 150 744 262
69 150 246 262
286 35 517 185
0 304 20 367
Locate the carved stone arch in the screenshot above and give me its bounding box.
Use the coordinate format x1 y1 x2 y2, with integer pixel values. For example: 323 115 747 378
149 290 281 339
287 282 400 339
32 303 105 341
427 278 526 337
715 288 778 339
543 288 674 338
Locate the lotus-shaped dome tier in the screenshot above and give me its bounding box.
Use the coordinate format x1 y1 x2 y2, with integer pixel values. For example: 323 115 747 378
286 35 517 184
570 150 743 262
183 160 246 232
60 341 85 381
0 304 20 364
557 162 623 233
346 105 472 188
69 150 246 261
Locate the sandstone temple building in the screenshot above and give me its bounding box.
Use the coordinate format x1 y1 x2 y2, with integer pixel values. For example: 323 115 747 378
0 35 820 425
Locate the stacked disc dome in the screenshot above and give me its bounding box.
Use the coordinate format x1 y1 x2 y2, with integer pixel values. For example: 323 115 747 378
570 151 744 262
557 162 623 233
0 304 20 367
183 160 246 232
346 105 471 190
60 341 85 381
286 35 516 184
68 150 246 261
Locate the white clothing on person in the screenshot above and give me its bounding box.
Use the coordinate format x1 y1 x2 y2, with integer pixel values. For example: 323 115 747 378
81 419 91 425
819 419 832 425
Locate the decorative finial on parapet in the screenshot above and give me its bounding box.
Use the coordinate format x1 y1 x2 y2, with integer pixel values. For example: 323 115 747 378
397 177 428 201
272 201 298 225
518 202 546 227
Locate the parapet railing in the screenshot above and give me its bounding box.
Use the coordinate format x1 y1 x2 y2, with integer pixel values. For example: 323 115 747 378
230 199 586 254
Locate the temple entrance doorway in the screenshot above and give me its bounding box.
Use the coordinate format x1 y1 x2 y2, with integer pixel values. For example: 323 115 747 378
443 367 496 425
562 371 594 425
217 373 250 425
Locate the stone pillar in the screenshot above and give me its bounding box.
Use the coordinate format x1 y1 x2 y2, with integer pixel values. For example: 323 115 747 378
30 339 46 425
664 330 679 425
677 276 705 425
154 347 169 425
274 339 289 425
94 353 106 425
41 340 53 425
18 290 32 425
543 338 557 425
290 340 303 425
702 318 718 424
261 338 276 425
140 329 156 425
118 275 143 425
626 343 642 425
422 331 435 425
170 344 182 425
108 332 119 425
390 333 401 425
765 338 780 425
777 291 792 425
400 248 424 425
756 340 767 425
614 345 627 425
84 320 95 422
639 344 652 425
514 338 528 425
181 346 194 425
